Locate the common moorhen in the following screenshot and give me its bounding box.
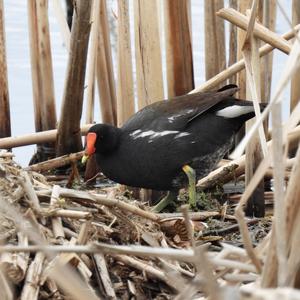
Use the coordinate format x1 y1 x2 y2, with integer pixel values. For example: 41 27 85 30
82 85 265 211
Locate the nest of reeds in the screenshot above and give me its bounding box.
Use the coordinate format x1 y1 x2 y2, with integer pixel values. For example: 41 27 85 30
0 141 298 300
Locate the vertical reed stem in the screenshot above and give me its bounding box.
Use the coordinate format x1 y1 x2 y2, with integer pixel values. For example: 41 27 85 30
27 0 57 161
290 0 300 112
116 0 135 127
134 0 164 108
96 0 117 125
164 0 194 97
56 0 92 156
204 0 226 84
0 0 10 140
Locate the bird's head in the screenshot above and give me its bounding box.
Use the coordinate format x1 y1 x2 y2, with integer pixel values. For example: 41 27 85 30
82 124 120 164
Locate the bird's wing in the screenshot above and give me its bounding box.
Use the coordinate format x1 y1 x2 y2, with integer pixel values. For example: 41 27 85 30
122 87 239 132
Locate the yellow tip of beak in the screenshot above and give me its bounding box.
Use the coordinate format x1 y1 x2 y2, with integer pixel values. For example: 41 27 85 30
81 154 89 164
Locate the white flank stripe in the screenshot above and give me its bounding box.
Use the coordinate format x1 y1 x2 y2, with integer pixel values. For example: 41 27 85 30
175 132 190 139
216 105 254 118
130 130 180 140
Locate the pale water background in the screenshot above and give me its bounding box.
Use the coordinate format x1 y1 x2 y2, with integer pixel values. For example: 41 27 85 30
4 0 291 166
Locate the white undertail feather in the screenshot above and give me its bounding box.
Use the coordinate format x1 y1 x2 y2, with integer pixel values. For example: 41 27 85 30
215 105 254 118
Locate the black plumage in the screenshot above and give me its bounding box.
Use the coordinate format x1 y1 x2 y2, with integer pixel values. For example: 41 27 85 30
84 85 263 192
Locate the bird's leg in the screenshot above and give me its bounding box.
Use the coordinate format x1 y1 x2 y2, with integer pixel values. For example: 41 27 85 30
151 191 177 213
182 165 196 208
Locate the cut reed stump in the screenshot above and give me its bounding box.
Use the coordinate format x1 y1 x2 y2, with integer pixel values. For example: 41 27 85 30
27 0 57 163
261 0 276 106
0 0 10 140
235 0 251 146
236 0 251 100
85 0 100 125
164 0 194 97
134 0 164 201
204 0 226 87
243 2 265 217
228 0 237 84
96 0 117 126
134 0 164 108
116 0 135 127
56 0 92 156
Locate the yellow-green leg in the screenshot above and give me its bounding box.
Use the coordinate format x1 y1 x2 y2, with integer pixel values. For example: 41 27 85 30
151 191 177 213
182 165 196 208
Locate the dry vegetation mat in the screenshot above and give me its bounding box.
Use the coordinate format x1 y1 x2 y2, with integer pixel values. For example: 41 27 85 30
0 148 298 300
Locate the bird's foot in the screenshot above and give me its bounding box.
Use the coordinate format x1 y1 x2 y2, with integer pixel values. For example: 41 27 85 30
182 165 196 209
151 191 177 213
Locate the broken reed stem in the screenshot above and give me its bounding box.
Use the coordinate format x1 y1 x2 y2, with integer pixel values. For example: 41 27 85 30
243 1 266 218
58 188 160 222
290 0 300 112
20 252 45 300
25 151 84 173
134 0 164 108
96 0 117 125
180 205 195 248
50 185 65 239
0 269 14 300
0 124 93 149
217 7 291 54
272 102 288 286
116 0 135 127
197 125 300 188
85 0 100 124
0 0 11 140
93 254 116 299
204 0 226 84
77 220 91 245
114 254 179 290
0 243 195 263
19 171 41 212
192 24 300 93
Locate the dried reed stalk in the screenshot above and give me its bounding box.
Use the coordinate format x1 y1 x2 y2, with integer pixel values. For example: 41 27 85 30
204 0 225 86
59 187 160 222
272 101 288 286
93 254 117 299
116 0 135 127
192 24 300 93
52 0 70 51
290 0 300 112
237 0 251 100
85 0 101 124
134 0 164 108
25 151 84 172
243 1 266 217
0 124 92 149
19 171 41 212
56 0 92 156
0 269 14 300
114 254 179 290
20 252 45 300
0 243 195 263
231 30 300 159
197 125 300 189
96 0 117 125
50 185 65 239
27 0 56 140
164 0 194 96
0 233 29 284
228 0 238 84
217 7 291 54
261 0 276 104
0 0 10 139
